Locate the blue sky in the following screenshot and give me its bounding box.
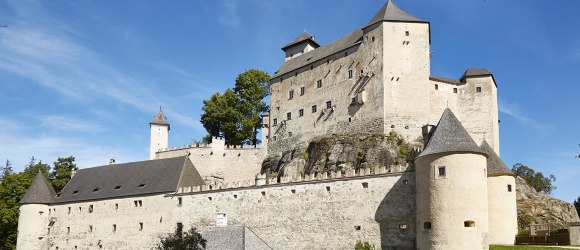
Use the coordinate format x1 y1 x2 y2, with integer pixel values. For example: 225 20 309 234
0 0 578 202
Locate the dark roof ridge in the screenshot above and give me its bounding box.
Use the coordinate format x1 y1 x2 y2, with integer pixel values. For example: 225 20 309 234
417 108 486 159
20 173 56 205
429 76 463 85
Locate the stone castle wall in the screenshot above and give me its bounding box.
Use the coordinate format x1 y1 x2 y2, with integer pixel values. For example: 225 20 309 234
42 170 416 250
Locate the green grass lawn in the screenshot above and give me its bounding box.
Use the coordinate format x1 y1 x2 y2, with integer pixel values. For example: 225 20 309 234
490 245 574 250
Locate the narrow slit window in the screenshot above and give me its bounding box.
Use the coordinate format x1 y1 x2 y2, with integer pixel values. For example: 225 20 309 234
178 197 182 206
312 105 317 113
299 109 304 117
300 87 305 96
289 90 294 100
434 84 439 90
139 222 143 231
348 70 353 79
287 112 292 120
438 166 446 177
507 184 512 192
89 205 93 213
317 80 322 88
113 224 116 232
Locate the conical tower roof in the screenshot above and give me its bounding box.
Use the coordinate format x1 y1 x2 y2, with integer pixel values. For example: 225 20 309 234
417 108 486 159
480 140 513 176
150 107 170 129
20 173 56 205
365 0 426 28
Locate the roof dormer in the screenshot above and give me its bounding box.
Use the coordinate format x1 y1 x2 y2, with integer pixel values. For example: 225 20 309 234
282 32 320 62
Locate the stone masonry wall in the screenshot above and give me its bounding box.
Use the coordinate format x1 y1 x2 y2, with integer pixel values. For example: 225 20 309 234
44 171 416 250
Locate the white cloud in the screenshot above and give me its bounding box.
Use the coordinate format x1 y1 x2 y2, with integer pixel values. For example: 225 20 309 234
40 115 105 133
498 99 546 132
218 0 241 29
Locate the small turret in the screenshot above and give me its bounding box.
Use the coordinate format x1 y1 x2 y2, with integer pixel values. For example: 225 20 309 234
415 108 490 250
281 32 320 62
481 140 517 245
17 173 56 250
150 107 170 160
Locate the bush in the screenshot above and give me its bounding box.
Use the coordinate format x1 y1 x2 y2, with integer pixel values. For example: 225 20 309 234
354 240 376 250
157 226 206 250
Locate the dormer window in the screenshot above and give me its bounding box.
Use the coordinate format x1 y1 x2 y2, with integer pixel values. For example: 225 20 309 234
138 183 146 188
114 186 122 190
93 188 99 192
72 190 79 195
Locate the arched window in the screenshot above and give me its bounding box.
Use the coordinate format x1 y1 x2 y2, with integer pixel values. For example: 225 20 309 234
464 220 475 227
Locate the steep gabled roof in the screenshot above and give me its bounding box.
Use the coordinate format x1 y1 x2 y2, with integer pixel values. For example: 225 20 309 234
150 108 170 129
273 29 363 78
480 140 514 176
20 173 56 205
53 156 204 204
365 0 426 28
282 32 320 51
417 108 486 159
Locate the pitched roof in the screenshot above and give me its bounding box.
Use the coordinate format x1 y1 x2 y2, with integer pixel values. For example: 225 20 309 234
273 29 363 78
282 32 320 51
20 173 56 205
417 108 486 159
365 0 426 28
480 140 513 176
202 225 272 250
52 156 204 204
459 68 492 82
150 108 170 128
429 76 463 85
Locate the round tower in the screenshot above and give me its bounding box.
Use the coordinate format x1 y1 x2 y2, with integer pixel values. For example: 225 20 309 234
415 108 489 250
150 107 170 160
17 173 56 250
480 140 517 245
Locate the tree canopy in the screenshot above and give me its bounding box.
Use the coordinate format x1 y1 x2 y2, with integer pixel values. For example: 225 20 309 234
574 197 580 217
157 226 206 250
0 156 77 249
200 69 270 146
511 163 556 194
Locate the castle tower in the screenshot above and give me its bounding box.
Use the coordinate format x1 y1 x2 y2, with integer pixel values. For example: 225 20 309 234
150 107 170 160
281 32 320 62
458 68 500 155
17 173 56 250
363 0 432 139
480 140 517 245
415 108 489 250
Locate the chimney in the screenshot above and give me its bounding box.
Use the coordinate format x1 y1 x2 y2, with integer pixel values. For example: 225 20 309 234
109 159 116 165
422 125 436 147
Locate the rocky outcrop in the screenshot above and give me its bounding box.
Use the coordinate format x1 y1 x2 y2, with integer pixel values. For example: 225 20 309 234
261 133 421 179
516 176 580 229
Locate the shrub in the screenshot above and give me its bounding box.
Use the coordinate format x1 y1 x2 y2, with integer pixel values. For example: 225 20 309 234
354 240 376 250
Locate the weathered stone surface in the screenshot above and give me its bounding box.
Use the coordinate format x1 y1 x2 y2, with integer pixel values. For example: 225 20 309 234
516 176 580 229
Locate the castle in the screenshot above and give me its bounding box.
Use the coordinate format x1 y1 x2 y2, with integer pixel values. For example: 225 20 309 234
17 1 517 249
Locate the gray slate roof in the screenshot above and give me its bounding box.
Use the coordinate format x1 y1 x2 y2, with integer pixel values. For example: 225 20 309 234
273 29 363 78
150 108 170 128
365 0 426 28
20 173 56 205
480 140 513 176
53 156 204 204
202 225 271 250
418 108 486 158
429 76 463 85
459 68 492 81
282 32 320 51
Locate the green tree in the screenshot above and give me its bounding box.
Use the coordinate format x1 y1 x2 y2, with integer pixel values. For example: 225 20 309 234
1 160 12 181
233 69 270 146
200 69 270 146
0 171 32 249
157 226 206 250
50 156 77 193
574 196 580 217
511 163 556 194
354 240 376 250
22 156 50 180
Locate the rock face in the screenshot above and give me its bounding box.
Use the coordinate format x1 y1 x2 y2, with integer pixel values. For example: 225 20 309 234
261 133 420 179
516 176 580 230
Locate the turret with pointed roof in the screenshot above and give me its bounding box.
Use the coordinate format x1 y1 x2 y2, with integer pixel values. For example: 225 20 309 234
150 107 170 130
417 108 486 159
20 173 56 205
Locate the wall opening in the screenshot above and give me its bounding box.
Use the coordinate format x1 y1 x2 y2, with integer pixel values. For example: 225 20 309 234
507 184 512 192
67 227 70 234
464 220 475 227
291 189 296 194
326 186 330 192
139 222 143 231
89 205 93 213
362 182 368 188
208 197 212 201
233 194 238 199
176 223 183 235
438 166 446 177
354 226 361 230
113 224 116 232
115 204 118 210
403 180 409 185
424 222 432 230
178 197 182 206
89 225 93 233
261 191 266 196
476 86 482 93
399 224 408 229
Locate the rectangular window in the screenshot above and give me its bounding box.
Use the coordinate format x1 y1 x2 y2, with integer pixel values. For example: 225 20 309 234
289 90 294 100
453 88 458 93
476 86 482 93
424 222 432 230
176 223 183 235
67 227 70 234
288 132 293 137
287 112 292 120
371 36 375 42
438 166 446 177
89 205 93 213
178 197 183 206
139 222 143 231
348 70 353 79
273 118 277 126
326 101 332 109
317 80 322 88
300 87 305 96
435 84 439 90
507 184 512 192
113 224 116 232
115 204 118 210
89 225 93 233
68 207 71 214
299 109 304 117
312 105 317 113
405 31 409 36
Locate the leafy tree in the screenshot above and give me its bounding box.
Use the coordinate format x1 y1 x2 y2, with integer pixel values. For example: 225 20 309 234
511 163 556 194
0 172 32 249
200 69 270 146
157 226 206 250
50 156 77 192
574 196 580 217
